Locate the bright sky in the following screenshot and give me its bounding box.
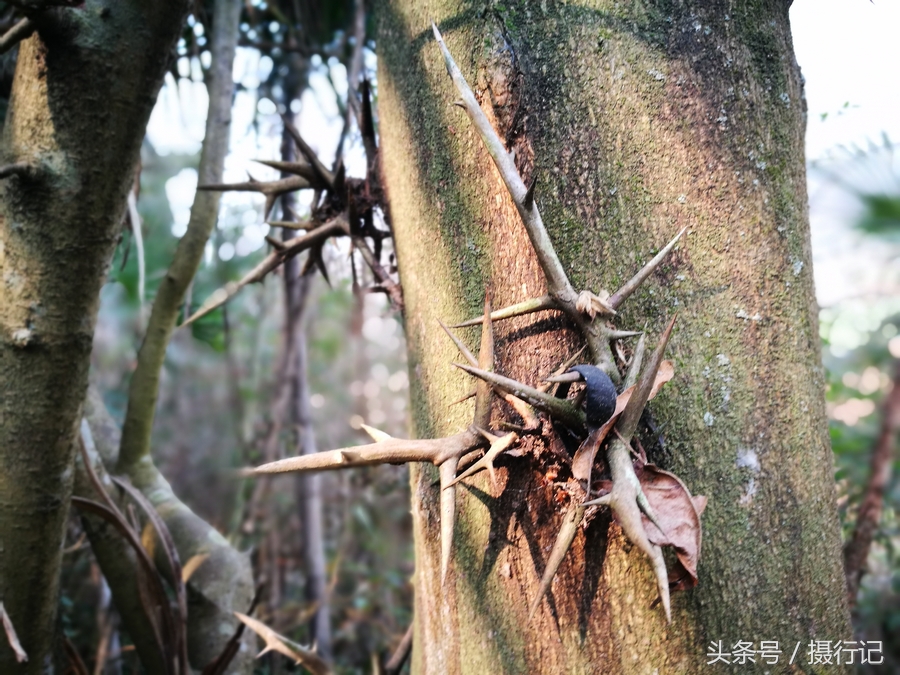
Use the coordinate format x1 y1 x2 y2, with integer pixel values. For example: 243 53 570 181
790 0 900 351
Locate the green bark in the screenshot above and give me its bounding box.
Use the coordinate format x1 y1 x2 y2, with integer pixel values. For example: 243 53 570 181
0 3 188 672
376 0 852 672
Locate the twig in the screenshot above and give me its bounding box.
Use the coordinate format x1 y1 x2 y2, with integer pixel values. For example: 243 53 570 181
0 602 27 663
0 162 36 179
844 360 900 605
119 0 241 475
384 623 413 675
0 17 34 55
181 216 347 327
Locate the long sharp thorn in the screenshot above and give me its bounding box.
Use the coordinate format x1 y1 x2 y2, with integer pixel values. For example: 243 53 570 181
438 320 478 367
281 114 334 188
544 372 583 384
524 176 537 210
432 23 576 302
449 389 477 406
446 432 518 489
265 235 286 250
451 295 557 328
617 316 676 439
607 329 643 340
474 426 500 444
650 543 672 622
538 346 587 393
253 158 318 182
361 424 392 442
528 503 586 619
474 291 494 428
623 333 647 390
452 363 585 430
582 493 612 508
636 490 666 537
440 458 459 585
609 227 687 310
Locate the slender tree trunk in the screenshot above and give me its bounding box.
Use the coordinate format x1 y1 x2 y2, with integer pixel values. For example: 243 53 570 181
279 120 333 660
376 1 852 672
0 4 187 672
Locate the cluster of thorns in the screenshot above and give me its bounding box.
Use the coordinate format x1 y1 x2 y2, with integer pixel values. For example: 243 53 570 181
187 24 705 630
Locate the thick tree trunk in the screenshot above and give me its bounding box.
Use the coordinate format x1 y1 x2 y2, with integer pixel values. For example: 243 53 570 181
377 1 852 672
0 3 187 672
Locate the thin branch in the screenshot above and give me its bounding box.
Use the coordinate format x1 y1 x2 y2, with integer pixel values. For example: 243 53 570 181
384 623 413 675
119 0 241 475
844 360 900 605
182 216 347 327
0 17 34 55
0 162 36 179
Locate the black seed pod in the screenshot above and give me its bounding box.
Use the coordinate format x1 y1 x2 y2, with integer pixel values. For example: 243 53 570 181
570 365 618 429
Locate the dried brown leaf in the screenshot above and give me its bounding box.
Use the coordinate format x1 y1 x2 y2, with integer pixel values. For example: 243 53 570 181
636 464 705 592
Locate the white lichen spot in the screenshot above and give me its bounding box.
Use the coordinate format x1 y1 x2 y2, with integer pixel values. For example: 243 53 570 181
677 194 686 203
676 274 686 281
692 20 702 32
12 328 32 347
736 447 760 472
716 353 730 366
779 91 791 107
703 411 715 426
648 68 666 82
792 258 804 276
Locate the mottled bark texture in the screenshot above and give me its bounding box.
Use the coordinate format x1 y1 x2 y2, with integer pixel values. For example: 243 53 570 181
0 2 188 672
376 1 852 673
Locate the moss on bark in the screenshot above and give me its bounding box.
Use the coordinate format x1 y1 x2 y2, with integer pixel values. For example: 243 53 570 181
0 3 188 672
377 0 851 672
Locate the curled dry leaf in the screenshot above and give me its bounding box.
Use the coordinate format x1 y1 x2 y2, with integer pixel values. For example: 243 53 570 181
636 464 706 592
571 360 674 484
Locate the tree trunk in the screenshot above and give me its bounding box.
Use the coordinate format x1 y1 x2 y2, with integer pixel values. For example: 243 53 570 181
0 3 187 672
376 1 852 672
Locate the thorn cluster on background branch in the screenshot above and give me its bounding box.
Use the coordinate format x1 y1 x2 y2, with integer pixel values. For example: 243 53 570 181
186 97 402 327
242 21 703 628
